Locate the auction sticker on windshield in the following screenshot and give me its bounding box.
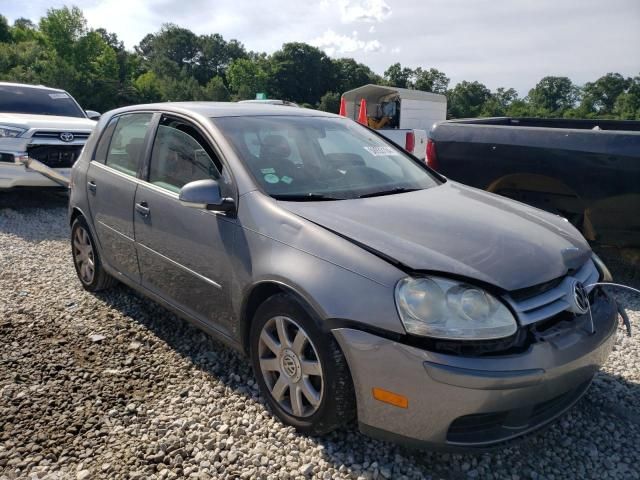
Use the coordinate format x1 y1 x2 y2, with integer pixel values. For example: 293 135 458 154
364 146 400 156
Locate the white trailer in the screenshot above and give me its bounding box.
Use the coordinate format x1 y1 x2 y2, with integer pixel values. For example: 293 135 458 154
341 84 447 160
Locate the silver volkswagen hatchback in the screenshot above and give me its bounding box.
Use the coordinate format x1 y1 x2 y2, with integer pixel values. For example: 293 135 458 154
68 102 618 449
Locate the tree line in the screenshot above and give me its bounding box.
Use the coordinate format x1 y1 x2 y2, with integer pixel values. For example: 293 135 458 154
1 6 639 120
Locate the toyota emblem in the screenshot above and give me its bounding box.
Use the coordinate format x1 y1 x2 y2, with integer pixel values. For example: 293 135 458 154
59 132 75 142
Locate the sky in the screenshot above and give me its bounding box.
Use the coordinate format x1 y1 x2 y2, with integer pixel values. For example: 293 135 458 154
1 0 639 95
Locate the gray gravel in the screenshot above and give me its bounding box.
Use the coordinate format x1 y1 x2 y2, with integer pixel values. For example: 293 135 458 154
0 190 639 480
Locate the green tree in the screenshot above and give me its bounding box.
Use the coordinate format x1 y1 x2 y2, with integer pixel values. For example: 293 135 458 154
195 34 246 83
318 91 341 113
134 71 163 103
414 67 449 94
581 73 630 116
201 76 230 101
447 81 491 118
269 42 333 104
481 87 519 116
332 58 380 93
383 62 414 89
0 15 12 43
528 76 579 116
39 6 87 61
136 24 200 79
10 18 40 43
227 57 270 99
613 75 640 120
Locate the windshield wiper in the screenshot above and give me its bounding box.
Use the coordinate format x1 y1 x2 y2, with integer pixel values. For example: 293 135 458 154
358 187 421 199
272 193 343 201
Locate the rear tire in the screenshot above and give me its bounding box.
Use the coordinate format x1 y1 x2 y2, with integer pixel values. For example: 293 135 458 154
250 293 356 435
71 216 117 292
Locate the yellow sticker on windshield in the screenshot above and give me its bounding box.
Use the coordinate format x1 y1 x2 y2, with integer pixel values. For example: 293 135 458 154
264 173 280 184
281 176 293 184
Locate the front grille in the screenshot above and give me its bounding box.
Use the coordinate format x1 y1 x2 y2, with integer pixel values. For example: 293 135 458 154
447 380 591 445
27 145 83 168
505 260 600 326
0 153 14 163
32 131 91 140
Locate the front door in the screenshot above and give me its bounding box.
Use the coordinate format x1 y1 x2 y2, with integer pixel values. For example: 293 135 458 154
86 112 153 282
133 115 237 337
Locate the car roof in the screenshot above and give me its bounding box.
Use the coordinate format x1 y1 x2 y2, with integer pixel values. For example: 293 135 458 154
110 101 338 119
0 81 67 92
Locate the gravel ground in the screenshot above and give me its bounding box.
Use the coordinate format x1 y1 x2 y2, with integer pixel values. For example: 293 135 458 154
0 190 639 480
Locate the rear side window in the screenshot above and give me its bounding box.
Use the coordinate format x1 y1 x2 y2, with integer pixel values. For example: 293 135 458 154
93 117 118 163
148 116 221 193
105 113 152 177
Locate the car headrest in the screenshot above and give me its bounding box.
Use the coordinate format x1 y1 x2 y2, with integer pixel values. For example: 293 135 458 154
126 138 145 161
260 135 291 160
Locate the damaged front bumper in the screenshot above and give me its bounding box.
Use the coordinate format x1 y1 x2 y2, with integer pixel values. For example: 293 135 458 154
333 289 619 450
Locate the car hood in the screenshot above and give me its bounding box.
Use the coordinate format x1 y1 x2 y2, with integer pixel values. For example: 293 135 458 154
0 113 96 131
279 182 591 291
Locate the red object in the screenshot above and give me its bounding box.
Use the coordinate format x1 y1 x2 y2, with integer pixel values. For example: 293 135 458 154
338 97 346 117
426 139 438 169
357 99 368 125
405 131 415 153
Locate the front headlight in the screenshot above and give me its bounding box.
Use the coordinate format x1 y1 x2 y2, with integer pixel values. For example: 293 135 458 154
0 125 27 138
395 276 517 340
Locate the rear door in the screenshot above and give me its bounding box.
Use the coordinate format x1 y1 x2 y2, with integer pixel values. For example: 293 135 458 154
86 112 154 282
133 114 237 337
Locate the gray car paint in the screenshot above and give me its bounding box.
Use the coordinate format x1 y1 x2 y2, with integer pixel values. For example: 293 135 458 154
281 181 591 292
70 103 409 345
69 102 616 448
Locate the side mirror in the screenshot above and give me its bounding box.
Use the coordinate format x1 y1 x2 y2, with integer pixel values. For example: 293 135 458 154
85 110 101 120
179 179 235 213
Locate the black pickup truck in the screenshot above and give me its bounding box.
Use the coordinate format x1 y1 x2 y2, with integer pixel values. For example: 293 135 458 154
427 117 640 248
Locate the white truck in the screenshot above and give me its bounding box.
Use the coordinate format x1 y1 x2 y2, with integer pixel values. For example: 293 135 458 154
341 84 447 160
0 82 99 189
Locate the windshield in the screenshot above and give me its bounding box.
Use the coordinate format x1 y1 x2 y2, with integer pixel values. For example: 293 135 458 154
0 85 85 118
212 116 440 200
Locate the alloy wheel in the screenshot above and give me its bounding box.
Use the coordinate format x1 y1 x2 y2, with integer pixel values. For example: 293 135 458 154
258 316 324 417
73 225 95 284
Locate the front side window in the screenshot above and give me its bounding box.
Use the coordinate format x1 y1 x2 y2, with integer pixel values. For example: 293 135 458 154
212 115 440 200
148 116 221 193
105 113 152 177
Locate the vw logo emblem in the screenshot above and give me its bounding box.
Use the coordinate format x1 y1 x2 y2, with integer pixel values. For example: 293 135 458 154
282 356 297 376
59 132 75 142
571 281 590 315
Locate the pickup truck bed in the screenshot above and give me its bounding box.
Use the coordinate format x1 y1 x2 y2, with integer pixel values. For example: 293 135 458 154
428 117 640 248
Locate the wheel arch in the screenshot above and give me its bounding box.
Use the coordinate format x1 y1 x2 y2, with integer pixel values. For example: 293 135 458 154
69 206 85 226
239 280 328 355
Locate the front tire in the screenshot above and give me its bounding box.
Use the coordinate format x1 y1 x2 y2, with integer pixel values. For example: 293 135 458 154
71 216 117 292
250 293 356 435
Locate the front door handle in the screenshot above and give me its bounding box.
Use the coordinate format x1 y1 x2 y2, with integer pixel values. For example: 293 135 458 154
87 180 97 192
135 202 150 217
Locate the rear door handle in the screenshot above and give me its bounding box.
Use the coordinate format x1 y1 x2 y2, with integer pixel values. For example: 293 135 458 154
87 180 97 192
135 202 150 217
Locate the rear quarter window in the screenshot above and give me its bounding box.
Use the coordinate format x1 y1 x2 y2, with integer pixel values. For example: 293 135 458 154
104 113 153 177
93 117 119 163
